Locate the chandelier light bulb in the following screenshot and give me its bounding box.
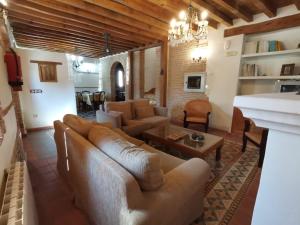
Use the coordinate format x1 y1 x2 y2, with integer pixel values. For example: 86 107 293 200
0 0 7 6
179 10 186 20
170 19 177 28
201 11 208 20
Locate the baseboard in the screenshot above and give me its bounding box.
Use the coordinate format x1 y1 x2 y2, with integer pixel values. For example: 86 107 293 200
27 126 53 132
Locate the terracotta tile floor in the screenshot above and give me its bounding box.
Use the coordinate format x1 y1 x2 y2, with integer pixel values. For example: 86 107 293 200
23 128 260 225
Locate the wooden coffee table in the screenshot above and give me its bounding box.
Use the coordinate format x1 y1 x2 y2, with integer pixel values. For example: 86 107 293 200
143 124 224 161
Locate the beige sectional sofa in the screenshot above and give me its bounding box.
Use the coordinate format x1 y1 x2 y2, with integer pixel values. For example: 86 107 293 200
96 99 168 136
54 114 210 225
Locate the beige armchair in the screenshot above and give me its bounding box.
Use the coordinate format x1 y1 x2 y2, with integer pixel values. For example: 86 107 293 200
183 99 212 132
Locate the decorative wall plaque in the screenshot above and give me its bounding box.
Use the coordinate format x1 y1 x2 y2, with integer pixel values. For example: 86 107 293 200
30 60 62 82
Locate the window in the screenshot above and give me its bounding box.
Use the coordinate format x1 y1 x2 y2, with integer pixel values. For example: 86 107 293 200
117 70 124 88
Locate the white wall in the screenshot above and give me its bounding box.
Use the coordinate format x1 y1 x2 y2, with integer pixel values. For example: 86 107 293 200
17 48 77 129
0 47 18 185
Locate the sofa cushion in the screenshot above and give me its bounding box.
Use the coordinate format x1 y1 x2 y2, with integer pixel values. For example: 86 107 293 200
88 126 164 191
122 120 152 137
138 116 168 128
141 144 184 174
135 105 155 119
131 99 150 118
63 114 112 138
112 128 144 146
106 102 132 126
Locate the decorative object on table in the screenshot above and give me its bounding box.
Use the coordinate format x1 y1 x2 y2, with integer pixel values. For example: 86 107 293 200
167 132 187 141
280 63 295 76
191 133 205 142
30 60 62 82
183 99 212 132
168 1 208 45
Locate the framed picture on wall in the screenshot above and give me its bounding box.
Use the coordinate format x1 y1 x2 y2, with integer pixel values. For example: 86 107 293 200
30 60 62 82
280 63 295 76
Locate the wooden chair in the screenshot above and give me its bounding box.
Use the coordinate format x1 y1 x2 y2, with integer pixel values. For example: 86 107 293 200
93 91 101 110
75 92 83 112
242 118 269 168
183 99 212 132
99 91 106 111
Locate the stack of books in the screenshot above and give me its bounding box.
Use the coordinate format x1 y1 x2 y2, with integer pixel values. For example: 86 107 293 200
244 40 284 54
241 64 258 77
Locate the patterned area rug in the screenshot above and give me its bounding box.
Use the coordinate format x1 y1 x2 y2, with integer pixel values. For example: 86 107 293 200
78 111 96 121
195 140 259 225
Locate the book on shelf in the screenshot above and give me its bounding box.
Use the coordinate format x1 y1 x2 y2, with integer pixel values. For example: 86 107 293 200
244 40 284 54
241 64 258 77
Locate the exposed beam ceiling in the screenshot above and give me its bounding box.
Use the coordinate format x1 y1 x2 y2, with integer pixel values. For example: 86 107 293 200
5 0 295 58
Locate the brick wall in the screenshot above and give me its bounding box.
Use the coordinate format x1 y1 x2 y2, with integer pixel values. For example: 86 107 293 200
167 41 206 121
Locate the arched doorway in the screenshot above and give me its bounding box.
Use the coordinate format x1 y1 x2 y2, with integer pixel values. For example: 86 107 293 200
110 62 125 101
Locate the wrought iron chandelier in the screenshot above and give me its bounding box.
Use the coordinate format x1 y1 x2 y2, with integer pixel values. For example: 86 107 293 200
168 2 209 45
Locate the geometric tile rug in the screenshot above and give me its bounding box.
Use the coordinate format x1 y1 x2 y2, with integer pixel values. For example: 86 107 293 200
195 140 259 225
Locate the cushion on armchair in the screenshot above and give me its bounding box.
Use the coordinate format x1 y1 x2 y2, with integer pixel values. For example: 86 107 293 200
88 126 164 191
135 105 155 119
105 102 132 126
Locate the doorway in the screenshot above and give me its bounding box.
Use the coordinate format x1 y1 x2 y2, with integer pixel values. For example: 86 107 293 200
110 62 125 101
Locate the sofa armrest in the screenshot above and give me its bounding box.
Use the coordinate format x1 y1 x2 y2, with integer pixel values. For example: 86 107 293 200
153 106 168 117
162 158 210 194
96 110 122 128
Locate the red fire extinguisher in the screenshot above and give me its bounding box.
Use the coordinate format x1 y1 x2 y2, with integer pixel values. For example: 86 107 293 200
4 48 23 90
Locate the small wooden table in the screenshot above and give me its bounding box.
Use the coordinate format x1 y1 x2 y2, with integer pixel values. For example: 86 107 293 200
143 124 224 161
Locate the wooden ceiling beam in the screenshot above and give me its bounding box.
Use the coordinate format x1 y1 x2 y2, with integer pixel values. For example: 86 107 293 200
251 0 277 17
113 0 174 23
144 0 219 29
83 0 169 31
224 13 300 37
8 1 163 42
54 0 171 29
188 0 233 26
294 0 300 10
211 0 253 22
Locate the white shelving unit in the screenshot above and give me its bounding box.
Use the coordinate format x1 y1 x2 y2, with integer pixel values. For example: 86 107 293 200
239 75 300 80
241 48 300 58
237 26 300 95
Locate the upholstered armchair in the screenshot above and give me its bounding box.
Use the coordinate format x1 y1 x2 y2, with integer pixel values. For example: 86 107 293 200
242 118 269 168
183 99 212 132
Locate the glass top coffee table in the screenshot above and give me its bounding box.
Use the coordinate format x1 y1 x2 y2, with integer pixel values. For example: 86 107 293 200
142 124 224 161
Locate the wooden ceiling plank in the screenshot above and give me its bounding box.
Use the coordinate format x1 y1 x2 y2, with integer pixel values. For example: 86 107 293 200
24 0 168 38
54 0 171 29
83 0 169 31
145 0 219 29
13 29 137 49
8 1 161 42
9 18 147 46
8 10 152 45
251 0 277 17
211 0 253 22
224 13 300 37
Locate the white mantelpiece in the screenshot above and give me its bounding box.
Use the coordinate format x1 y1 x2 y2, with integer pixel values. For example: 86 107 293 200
234 92 300 225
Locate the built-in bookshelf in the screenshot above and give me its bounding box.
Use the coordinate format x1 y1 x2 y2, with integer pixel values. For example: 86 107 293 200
237 26 300 95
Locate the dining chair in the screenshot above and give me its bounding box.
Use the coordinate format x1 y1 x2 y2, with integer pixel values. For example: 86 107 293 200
242 118 269 168
93 92 101 110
